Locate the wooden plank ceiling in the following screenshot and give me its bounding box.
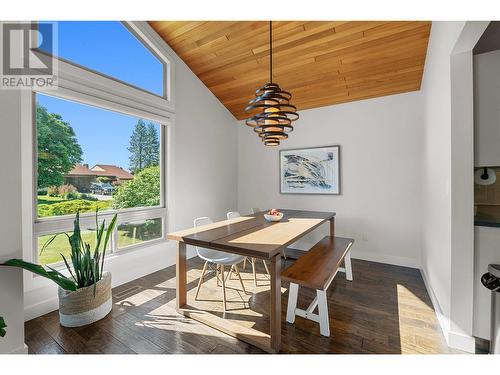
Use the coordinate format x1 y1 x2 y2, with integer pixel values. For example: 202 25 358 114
149 21 431 120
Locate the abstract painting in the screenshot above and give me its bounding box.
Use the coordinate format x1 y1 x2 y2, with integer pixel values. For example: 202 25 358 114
280 145 340 194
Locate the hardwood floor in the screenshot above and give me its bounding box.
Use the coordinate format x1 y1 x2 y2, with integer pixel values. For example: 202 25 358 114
25 257 462 354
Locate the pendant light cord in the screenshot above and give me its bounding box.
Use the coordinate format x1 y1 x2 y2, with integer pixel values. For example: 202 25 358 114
269 20 272 84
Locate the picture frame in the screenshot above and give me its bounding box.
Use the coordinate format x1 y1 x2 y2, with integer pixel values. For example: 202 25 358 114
280 145 341 195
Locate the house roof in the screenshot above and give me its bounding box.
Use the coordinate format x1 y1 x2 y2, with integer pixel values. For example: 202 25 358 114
66 164 95 176
90 164 134 180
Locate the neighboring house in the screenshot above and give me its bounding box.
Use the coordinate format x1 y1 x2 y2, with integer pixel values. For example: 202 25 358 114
64 164 96 193
64 164 133 192
90 164 134 185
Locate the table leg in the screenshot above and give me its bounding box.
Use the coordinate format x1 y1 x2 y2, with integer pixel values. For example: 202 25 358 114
176 241 187 309
329 217 335 237
270 254 282 352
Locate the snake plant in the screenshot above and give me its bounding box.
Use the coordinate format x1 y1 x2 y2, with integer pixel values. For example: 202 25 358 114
1 211 117 294
0 316 6 338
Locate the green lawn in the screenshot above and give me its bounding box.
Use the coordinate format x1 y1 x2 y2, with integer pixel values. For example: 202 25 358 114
38 230 98 265
38 229 153 265
36 196 162 266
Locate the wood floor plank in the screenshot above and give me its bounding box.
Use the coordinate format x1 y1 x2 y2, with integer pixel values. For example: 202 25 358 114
25 258 462 354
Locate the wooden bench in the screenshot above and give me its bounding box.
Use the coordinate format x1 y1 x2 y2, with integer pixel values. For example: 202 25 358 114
281 236 354 336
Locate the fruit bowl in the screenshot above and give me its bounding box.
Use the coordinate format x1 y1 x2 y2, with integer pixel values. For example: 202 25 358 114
264 211 283 222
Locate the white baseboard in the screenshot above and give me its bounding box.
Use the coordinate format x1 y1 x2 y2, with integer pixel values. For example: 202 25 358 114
24 296 59 322
24 241 177 321
9 344 28 354
351 250 420 269
420 268 476 353
448 330 476 353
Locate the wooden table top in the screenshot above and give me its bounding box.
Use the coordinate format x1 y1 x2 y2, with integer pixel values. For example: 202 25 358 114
167 209 335 259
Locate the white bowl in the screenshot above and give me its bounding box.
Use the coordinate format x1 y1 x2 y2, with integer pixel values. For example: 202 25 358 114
264 212 283 222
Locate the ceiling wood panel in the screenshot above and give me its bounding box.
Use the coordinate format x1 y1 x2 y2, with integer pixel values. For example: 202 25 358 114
149 21 431 120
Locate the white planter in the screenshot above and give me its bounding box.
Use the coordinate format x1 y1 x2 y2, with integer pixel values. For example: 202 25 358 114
58 272 112 327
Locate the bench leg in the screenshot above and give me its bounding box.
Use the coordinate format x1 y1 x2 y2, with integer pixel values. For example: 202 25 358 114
316 289 330 336
286 283 299 324
344 250 353 281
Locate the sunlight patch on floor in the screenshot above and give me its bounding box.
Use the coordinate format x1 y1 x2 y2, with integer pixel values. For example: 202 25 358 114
396 283 447 354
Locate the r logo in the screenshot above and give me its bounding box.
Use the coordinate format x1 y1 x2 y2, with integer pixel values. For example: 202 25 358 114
2 23 53 76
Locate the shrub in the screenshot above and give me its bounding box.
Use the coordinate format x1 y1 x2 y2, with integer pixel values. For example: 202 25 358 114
58 184 77 195
63 191 78 200
37 187 48 195
47 186 60 197
112 166 160 209
37 199 112 218
79 193 98 201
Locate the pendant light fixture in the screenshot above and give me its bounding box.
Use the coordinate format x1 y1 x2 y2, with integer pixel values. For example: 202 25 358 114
245 21 299 147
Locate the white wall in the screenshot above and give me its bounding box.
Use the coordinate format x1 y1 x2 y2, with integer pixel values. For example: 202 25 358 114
22 27 238 320
237 91 424 268
0 90 27 354
420 21 489 353
420 21 465 341
421 23 463 332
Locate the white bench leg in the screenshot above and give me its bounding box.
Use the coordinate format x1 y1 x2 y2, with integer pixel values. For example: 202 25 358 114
286 283 299 323
344 250 353 281
316 289 330 336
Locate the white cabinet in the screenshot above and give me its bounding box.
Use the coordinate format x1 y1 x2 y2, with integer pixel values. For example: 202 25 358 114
474 50 500 167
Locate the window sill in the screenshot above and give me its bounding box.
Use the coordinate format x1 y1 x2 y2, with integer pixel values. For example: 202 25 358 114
36 237 168 274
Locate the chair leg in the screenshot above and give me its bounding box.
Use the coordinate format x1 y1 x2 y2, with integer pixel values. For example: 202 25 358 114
251 258 257 287
221 265 227 312
316 289 330 336
194 261 209 301
286 283 299 324
233 264 247 295
225 265 234 282
262 260 270 275
216 265 221 287
344 250 353 281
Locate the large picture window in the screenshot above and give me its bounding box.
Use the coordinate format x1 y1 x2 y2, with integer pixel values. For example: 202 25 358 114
39 21 165 96
31 21 171 267
36 93 162 219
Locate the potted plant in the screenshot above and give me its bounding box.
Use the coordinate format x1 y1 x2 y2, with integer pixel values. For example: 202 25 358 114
1 211 117 327
0 316 6 337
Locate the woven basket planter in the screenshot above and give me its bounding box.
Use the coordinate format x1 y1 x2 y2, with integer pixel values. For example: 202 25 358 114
58 272 112 327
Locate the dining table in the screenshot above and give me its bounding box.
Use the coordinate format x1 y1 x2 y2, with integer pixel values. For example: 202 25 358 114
166 209 336 353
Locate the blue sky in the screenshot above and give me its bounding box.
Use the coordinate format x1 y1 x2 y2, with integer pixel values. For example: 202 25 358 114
44 21 163 96
37 21 162 170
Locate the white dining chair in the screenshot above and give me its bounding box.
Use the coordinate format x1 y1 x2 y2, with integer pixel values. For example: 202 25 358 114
227 211 270 287
193 217 247 311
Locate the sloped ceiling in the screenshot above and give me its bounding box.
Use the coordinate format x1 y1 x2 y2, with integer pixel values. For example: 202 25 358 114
149 21 431 120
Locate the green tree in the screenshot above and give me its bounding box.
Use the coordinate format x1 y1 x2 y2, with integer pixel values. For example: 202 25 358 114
144 122 160 167
112 166 160 209
37 104 83 188
128 120 159 173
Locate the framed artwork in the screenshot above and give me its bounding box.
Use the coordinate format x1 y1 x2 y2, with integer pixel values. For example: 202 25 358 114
280 145 341 195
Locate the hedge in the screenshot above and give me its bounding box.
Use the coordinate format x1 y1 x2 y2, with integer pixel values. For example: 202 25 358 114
38 199 112 217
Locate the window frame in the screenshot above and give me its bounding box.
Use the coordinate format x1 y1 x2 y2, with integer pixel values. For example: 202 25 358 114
35 21 171 101
28 21 174 268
